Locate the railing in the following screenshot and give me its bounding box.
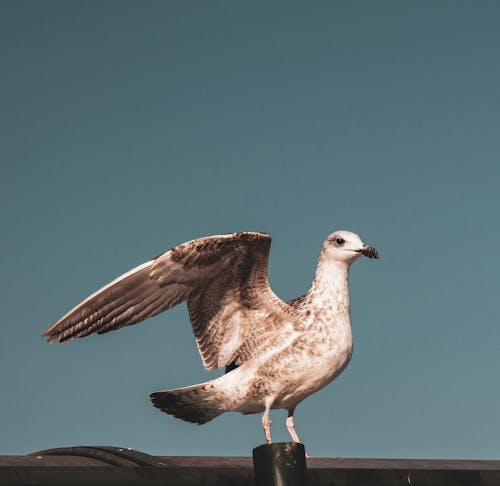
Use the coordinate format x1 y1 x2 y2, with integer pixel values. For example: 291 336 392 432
1 443 499 485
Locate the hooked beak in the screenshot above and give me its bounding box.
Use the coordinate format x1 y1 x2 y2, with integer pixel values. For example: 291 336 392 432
357 246 379 259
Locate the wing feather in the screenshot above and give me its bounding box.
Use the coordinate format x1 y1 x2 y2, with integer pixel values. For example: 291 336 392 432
78 286 162 338
44 260 190 342
44 232 296 369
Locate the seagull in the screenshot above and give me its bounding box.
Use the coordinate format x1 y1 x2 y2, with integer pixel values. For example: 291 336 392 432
44 230 378 444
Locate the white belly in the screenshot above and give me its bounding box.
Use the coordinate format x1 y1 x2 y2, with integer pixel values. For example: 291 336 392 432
225 321 353 413
272 338 353 410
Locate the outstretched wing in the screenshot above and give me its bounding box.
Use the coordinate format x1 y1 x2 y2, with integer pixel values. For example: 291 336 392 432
44 232 293 369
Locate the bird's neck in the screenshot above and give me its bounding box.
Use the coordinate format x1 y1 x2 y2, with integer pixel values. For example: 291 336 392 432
307 257 351 313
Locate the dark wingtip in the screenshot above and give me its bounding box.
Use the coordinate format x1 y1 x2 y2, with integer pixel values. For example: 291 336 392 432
43 328 70 344
44 336 59 344
42 331 54 342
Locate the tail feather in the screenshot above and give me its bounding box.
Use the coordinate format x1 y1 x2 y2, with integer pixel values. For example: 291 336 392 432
150 381 225 425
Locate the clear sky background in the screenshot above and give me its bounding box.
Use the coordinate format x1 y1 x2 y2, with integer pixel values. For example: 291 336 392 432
1 1 499 459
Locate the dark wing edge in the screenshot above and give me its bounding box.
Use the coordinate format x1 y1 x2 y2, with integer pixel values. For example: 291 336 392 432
43 259 192 343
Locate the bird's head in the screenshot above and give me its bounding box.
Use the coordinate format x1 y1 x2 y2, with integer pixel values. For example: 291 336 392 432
322 230 379 264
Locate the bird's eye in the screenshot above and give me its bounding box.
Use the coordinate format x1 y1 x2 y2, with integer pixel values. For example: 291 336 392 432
335 238 345 246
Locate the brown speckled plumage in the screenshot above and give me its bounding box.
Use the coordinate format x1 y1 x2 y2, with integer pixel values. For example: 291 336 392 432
44 230 378 444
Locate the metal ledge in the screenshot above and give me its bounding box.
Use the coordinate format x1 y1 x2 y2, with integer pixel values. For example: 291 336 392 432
1 447 499 485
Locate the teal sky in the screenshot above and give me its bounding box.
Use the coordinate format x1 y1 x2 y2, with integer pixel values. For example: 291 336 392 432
1 1 499 459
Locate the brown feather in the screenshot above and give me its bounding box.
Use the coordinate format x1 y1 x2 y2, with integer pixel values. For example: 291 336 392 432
44 232 296 371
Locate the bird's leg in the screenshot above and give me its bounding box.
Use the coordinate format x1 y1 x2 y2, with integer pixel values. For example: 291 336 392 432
287 408 312 457
286 408 302 443
261 402 273 444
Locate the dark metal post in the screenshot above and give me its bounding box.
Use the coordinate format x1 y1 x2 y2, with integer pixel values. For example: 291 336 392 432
252 442 308 486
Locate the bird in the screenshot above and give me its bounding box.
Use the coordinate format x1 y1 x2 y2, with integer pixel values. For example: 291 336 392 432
44 230 378 445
